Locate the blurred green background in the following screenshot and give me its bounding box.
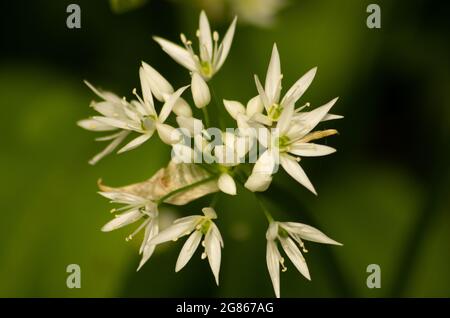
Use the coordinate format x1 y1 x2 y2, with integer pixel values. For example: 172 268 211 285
1 0 449 297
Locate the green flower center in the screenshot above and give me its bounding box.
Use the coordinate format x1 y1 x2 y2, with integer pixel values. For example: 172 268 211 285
267 103 283 121
275 135 290 151
200 61 213 78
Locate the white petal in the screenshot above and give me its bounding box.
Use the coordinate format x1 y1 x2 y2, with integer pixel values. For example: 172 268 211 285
92 116 131 131
191 73 211 108
280 222 342 245
89 131 130 165
149 219 198 245
321 113 343 122
215 16 237 71
101 210 143 232
276 99 295 135
159 85 190 123
280 154 317 195
288 143 336 157
175 230 202 272
254 75 270 111
205 223 223 285
244 173 273 192
202 207 217 219
98 191 145 204
223 100 245 120
153 36 196 71
217 173 237 195
281 67 317 107
279 237 311 280
77 118 116 132
265 43 282 105
117 133 152 154
91 101 124 118
266 240 281 298
141 62 174 101
139 66 156 116
84 80 122 103
173 97 193 117
246 95 264 117
156 123 181 145
137 219 159 271
199 10 213 61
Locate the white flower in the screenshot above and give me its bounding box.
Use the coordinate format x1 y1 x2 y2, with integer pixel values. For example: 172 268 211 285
153 11 237 80
245 98 339 194
191 72 211 108
266 221 342 298
149 207 224 285
99 190 159 270
245 44 342 194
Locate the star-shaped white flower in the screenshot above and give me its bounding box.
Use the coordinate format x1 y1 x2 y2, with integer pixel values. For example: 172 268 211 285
266 221 342 298
149 207 223 285
99 190 159 270
79 65 189 160
153 11 237 80
245 97 339 193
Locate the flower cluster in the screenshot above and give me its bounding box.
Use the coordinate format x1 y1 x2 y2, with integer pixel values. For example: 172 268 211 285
79 11 342 297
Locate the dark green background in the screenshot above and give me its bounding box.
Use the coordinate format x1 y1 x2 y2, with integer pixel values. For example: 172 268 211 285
1 0 449 297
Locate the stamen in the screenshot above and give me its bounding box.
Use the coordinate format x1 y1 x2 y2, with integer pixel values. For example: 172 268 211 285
213 31 219 42
126 219 150 241
201 252 207 259
280 257 287 272
180 33 188 44
132 88 145 106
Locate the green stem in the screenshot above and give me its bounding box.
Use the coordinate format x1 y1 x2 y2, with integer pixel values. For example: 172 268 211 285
255 193 274 223
156 175 217 205
202 107 210 128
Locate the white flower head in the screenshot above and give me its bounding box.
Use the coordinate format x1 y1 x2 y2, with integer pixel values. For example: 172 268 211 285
149 207 224 285
153 11 237 80
98 190 159 270
266 221 342 298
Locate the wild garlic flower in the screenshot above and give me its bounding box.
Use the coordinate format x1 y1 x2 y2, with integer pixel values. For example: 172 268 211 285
149 207 223 285
79 67 189 162
266 221 342 298
99 191 159 270
245 97 339 194
153 11 237 80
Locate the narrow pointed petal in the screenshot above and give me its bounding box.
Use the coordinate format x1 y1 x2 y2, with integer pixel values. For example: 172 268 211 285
223 99 245 120
205 224 223 285
101 210 143 232
139 66 156 115
88 131 130 165
281 67 317 106
280 222 343 245
175 230 202 272
159 85 190 123
77 118 116 132
117 133 152 154
191 73 210 108
254 75 270 111
149 219 197 245
92 116 131 130
280 154 317 195
321 113 343 122
153 36 196 71
84 80 122 103
279 237 311 280
141 62 174 101
266 240 281 298
215 16 237 71
199 11 213 60
137 219 159 271
176 116 203 136
265 43 281 105
244 172 273 192
98 191 146 203
218 173 237 195
288 143 336 157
